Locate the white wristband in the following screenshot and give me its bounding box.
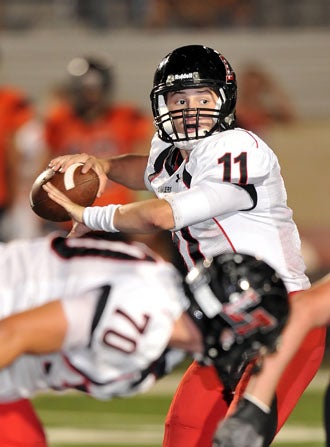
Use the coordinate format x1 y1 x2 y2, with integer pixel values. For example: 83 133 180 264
83 204 121 233
244 393 271 414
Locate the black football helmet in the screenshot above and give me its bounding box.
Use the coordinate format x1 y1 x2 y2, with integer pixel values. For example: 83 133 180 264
150 45 237 145
185 253 289 389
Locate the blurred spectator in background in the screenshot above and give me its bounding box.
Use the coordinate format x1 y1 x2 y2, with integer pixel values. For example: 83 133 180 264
236 62 296 135
0 52 46 241
145 0 256 28
75 0 109 29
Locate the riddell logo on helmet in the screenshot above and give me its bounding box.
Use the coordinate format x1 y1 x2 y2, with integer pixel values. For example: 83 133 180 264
175 73 193 79
166 72 200 85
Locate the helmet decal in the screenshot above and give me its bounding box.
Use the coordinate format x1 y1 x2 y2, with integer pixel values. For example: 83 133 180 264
219 54 236 82
166 72 201 86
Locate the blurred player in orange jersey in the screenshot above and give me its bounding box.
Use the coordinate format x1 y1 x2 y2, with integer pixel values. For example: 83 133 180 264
0 46 49 241
0 86 33 240
44 55 154 209
43 54 178 262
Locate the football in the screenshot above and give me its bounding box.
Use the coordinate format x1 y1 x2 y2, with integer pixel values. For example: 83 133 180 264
30 163 99 222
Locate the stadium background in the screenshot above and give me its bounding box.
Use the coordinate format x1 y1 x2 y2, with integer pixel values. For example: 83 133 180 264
1 1 330 445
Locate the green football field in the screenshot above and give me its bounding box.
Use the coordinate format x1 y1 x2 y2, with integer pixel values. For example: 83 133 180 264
33 360 329 447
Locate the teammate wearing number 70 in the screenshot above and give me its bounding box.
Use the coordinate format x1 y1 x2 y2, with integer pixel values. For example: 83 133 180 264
46 45 325 446
0 233 289 446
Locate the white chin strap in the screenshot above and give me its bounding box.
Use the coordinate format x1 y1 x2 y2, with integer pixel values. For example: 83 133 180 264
175 139 198 151
174 129 210 151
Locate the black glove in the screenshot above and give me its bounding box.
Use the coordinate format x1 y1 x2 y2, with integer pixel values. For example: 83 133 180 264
212 397 270 447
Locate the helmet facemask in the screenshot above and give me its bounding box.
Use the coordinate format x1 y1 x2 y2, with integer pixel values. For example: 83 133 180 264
152 86 235 150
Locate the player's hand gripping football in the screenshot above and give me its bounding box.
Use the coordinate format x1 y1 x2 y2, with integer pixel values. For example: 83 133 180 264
212 398 269 447
43 182 90 238
49 153 109 198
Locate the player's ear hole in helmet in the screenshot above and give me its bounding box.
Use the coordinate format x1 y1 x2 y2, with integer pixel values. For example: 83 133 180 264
150 45 237 145
184 252 289 389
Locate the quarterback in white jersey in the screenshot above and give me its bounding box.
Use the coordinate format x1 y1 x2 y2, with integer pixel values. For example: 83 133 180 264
47 45 324 447
145 128 308 289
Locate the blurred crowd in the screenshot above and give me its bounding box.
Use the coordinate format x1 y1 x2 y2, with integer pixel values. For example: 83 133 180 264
0 0 330 30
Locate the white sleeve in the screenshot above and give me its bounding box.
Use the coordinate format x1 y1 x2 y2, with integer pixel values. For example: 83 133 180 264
144 166 154 192
61 290 100 349
83 204 121 232
163 181 253 231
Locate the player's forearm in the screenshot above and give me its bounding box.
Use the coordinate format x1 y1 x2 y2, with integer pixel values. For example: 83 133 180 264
84 198 175 233
169 313 203 353
0 301 67 369
301 274 330 327
244 297 312 408
236 278 330 408
107 154 148 190
0 320 26 368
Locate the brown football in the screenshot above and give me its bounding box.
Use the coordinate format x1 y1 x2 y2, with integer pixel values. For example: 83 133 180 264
30 163 99 222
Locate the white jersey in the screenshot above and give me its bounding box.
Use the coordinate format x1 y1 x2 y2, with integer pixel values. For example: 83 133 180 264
0 234 187 402
145 130 310 292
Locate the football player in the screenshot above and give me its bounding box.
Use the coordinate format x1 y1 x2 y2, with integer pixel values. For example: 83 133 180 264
0 234 288 447
44 55 153 209
46 45 325 446
213 273 330 447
